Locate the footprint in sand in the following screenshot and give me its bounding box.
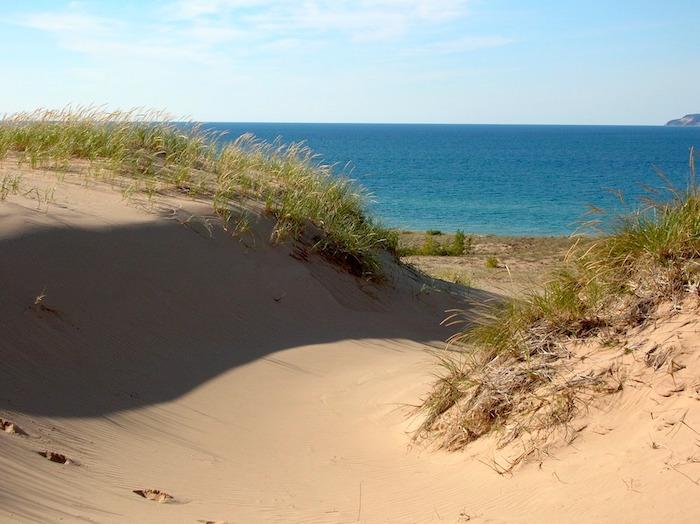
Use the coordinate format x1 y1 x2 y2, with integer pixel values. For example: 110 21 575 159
37 451 74 465
1 417 28 436
133 489 174 503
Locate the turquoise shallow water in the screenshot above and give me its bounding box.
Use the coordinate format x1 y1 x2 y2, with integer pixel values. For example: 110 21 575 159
202 123 700 236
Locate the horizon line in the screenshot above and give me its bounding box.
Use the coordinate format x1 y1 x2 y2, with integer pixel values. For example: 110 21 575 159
192 120 678 127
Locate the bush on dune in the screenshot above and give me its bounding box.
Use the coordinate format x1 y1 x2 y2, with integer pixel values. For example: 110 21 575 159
399 229 472 256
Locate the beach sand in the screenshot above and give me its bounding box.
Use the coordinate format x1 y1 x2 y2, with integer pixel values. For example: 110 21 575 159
399 231 580 297
2 165 700 523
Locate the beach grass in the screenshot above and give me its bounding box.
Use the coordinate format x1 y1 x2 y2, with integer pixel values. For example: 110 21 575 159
398 229 472 256
0 174 22 200
0 107 396 277
484 256 499 269
416 148 700 450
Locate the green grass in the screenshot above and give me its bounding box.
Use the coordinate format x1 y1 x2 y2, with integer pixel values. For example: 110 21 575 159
416 148 700 451
399 229 472 256
484 256 499 269
0 107 396 278
431 269 472 287
0 174 22 200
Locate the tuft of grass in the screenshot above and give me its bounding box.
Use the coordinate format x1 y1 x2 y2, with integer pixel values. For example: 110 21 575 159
0 107 395 278
399 229 472 257
435 270 471 287
1 174 22 200
416 148 700 451
421 235 442 256
452 230 469 256
485 256 499 268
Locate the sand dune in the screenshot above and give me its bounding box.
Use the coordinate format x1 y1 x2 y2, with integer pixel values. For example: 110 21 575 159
2 170 700 523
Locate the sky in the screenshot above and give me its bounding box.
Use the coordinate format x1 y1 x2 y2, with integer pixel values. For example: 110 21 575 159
0 0 698 124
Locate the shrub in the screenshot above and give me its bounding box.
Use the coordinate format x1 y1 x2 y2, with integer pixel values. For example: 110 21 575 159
485 256 499 268
420 235 442 255
449 229 472 256
398 230 473 257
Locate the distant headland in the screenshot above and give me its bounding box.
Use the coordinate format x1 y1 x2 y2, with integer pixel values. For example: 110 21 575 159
666 113 700 126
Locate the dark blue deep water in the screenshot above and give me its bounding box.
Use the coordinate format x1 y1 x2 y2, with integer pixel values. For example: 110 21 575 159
202 123 700 236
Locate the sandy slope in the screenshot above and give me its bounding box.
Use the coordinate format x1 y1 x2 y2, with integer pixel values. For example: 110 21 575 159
1 168 700 523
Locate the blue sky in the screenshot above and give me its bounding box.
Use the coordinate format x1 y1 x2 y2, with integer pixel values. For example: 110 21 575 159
1 0 698 124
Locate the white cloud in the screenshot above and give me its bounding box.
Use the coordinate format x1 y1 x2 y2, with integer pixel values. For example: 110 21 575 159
17 11 118 36
11 0 509 68
422 35 514 54
168 0 275 19
167 0 471 42
180 22 246 45
13 9 226 65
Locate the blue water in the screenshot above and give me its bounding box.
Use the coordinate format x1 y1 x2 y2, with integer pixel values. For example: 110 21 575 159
202 123 700 236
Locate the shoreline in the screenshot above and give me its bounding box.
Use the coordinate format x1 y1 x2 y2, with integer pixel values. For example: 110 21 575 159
399 228 573 235
398 230 581 297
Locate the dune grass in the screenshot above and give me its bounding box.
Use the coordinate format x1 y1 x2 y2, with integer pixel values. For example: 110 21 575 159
0 107 396 277
484 256 499 269
0 174 22 200
399 229 472 256
416 148 700 451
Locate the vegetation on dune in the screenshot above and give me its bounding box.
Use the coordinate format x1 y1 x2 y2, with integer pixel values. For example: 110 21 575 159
484 255 499 269
0 174 21 200
416 148 700 452
399 229 472 256
433 270 471 287
0 108 396 278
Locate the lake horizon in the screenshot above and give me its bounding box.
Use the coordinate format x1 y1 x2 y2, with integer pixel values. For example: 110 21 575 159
201 122 700 236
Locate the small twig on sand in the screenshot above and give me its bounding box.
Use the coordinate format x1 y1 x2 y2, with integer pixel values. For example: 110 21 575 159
622 478 641 493
681 419 700 436
552 471 567 484
669 464 700 486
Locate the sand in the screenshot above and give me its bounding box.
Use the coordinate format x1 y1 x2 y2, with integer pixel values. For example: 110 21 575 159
399 231 580 297
1 167 700 523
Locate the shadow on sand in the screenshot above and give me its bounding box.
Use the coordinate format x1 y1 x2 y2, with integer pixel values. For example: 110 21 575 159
0 218 500 418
